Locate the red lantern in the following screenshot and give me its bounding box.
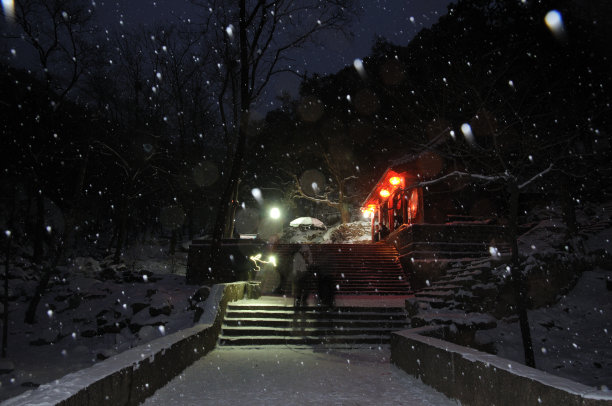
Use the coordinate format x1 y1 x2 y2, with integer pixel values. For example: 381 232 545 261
389 176 402 186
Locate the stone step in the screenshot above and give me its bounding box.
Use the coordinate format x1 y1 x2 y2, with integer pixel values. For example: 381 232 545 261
220 326 406 337
223 318 409 328
402 250 493 259
220 299 410 346
410 311 497 330
225 308 407 318
218 335 393 346
414 290 455 299
420 283 463 292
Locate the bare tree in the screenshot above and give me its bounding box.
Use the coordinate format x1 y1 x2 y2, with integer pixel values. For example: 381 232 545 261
188 0 356 282
4 0 97 263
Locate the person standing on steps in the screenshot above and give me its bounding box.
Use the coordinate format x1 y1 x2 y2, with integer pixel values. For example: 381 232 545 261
373 224 381 242
292 245 312 307
380 223 390 240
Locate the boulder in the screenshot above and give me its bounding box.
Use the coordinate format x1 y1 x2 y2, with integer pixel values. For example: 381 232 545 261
70 257 102 278
191 286 211 303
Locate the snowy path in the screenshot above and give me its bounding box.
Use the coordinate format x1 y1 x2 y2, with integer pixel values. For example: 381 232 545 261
144 345 458 405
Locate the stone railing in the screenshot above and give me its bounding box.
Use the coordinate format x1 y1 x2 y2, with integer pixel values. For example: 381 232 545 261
391 327 612 406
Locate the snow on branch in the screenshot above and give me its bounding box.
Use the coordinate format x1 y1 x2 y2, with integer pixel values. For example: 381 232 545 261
289 173 339 208
401 165 554 192
405 170 510 190
518 164 554 190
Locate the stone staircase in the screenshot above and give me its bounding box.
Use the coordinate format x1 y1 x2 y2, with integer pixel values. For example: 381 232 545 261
579 201 612 237
270 243 411 295
218 302 410 346
406 257 504 331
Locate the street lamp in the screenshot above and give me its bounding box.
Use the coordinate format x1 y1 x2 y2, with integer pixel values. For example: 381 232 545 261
269 207 281 219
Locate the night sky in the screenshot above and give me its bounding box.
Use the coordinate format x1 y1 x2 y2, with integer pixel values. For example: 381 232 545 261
93 0 453 107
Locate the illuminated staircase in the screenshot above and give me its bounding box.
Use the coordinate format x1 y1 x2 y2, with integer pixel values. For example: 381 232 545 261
269 243 412 295
218 302 410 346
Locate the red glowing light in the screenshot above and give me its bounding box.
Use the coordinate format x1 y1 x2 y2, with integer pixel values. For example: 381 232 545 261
379 189 390 198
389 176 402 186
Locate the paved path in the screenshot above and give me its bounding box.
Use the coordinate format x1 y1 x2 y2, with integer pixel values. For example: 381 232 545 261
144 345 458 405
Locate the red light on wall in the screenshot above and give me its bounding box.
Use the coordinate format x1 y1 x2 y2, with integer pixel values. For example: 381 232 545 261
379 189 390 198
389 176 402 186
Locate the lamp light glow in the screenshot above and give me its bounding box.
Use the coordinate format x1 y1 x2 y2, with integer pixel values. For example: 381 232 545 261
379 189 390 198
269 207 281 219
389 176 402 186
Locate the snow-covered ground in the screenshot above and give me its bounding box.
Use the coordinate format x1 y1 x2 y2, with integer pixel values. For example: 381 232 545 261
477 267 612 390
144 346 459 406
478 202 612 391
1 208 611 401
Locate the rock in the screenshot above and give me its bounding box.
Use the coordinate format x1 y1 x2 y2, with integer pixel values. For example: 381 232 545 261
29 338 52 346
192 305 204 323
71 257 102 277
96 349 117 360
102 321 126 334
80 329 99 338
131 303 149 315
191 286 211 303
137 325 158 341
128 323 142 334
149 304 172 317
67 294 82 310
99 267 118 281
0 360 15 374
149 291 173 317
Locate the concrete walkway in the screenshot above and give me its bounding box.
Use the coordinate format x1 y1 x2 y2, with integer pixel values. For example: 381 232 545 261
144 345 458 405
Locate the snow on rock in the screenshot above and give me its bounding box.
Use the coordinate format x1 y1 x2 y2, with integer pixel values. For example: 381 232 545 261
69 257 102 277
279 221 371 244
0 251 198 402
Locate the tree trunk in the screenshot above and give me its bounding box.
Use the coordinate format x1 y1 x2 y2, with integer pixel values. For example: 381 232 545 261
508 182 536 368
199 0 250 284
113 193 129 264
2 227 12 358
560 174 577 238
33 192 45 263
340 202 351 223
24 265 53 324
169 229 177 256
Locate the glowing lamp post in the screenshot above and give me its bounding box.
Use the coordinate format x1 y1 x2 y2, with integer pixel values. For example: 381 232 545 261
269 207 281 219
379 189 390 198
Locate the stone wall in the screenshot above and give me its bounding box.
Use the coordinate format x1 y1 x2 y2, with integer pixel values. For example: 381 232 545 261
391 327 612 406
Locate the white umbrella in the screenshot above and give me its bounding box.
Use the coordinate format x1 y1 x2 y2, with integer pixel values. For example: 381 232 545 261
289 217 326 229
